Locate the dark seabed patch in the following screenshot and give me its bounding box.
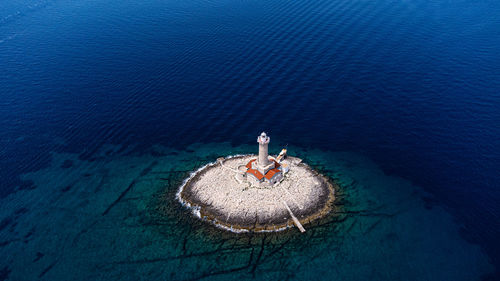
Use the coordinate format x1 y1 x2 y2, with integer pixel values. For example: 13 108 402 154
0 266 11 280
17 180 36 191
0 143 493 280
60 160 73 169
0 217 13 233
33 252 44 262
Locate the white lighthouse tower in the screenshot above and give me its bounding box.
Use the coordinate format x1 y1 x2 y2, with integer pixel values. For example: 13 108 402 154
257 132 270 166
255 132 275 175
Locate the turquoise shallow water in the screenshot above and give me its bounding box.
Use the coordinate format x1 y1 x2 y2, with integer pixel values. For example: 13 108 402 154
0 143 493 280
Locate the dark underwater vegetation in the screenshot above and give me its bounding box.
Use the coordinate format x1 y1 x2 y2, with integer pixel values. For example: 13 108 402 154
1 0 499 279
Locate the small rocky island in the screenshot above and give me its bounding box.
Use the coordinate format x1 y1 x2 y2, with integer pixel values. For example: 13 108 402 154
177 132 335 233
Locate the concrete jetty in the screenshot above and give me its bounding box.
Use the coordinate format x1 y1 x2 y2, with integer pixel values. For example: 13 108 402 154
282 199 306 232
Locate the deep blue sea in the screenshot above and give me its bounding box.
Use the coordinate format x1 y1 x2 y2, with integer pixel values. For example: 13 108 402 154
1 0 500 279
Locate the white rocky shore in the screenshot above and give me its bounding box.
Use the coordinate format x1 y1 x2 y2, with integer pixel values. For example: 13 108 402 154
177 155 335 232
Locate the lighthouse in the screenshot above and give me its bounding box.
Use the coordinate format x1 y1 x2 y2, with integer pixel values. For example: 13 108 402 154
244 132 283 185
257 132 270 167
255 132 275 175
